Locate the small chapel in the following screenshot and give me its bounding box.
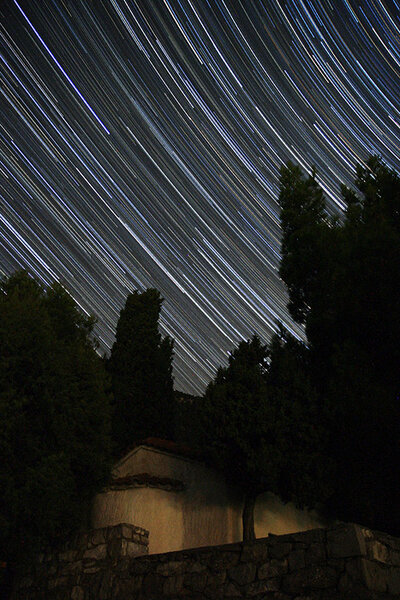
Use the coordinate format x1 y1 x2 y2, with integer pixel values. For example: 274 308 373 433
92 437 322 554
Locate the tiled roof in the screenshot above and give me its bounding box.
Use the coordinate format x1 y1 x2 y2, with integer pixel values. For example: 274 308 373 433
123 437 201 460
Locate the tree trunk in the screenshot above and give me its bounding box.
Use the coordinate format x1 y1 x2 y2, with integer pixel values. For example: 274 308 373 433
242 492 257 541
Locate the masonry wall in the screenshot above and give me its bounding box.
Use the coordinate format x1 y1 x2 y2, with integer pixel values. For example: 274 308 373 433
12 523 149 600
12 523 400 599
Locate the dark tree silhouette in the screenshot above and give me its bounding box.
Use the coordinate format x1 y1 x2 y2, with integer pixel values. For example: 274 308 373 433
0 271 112 589
109 289 175 453
198 336 272 540
197 334 326 540
278 156 400 534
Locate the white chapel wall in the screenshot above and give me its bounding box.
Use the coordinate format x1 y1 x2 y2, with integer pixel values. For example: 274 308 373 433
92 445 323 554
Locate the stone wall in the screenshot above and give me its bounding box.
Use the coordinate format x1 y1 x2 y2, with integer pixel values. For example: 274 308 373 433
12 523 400 599
12 523 148 600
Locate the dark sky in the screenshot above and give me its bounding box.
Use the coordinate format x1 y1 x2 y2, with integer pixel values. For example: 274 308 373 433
1 0 399 394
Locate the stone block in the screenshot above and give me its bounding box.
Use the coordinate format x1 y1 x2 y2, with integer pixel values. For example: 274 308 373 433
62 560 83 575
97 569 115 599
269 542 292 559
128 557 153 575
210 550 240 570
142 572 164 596
327 524 365 559
71 585 84 600
48 576 69 589
288 549 306 571
367 540 389 563
76 532 89 548
326 558 345 571
186 560 207 573
82 565 101 574
319 592 351 600
345 557 366 583
157 560 187 575
223 582 242 597
132 532 148 546
112 524 125 539
58 550 78 562
258 558 288 579
111 557 131 575
228 561 257 585
121 523 136 540
125 541 146 557
390 549 400 565
290 528 326 544
47 564 58 576
240 541 269 563
163 574 184 595
361 558 390 593
305 542 326 566
120 539 130 556
131 524 149 538
105 524 123 540
90 528 105 546
206 570 226 588
107 538 122 559
387 566 400 595
111 577 142 599
282 566 338 593
183 570 208 591
244 577 281 595
83 544 107 561
345 556 392 593
338 572 369 597
203 586 225 599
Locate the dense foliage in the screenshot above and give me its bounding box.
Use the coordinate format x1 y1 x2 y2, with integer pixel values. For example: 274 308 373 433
279 156 400 534
198 156 400 539
0 271 112 566
1 154 398 580
109 288 175 453
198 334 327 540
198 336 271 540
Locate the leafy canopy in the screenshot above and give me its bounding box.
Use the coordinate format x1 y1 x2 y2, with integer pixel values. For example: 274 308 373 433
278 156 400 534
0 271 112 562
199 336 273 493
197 334 327 539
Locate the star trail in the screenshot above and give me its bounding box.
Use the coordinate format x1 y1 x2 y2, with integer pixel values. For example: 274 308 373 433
1 1 399 394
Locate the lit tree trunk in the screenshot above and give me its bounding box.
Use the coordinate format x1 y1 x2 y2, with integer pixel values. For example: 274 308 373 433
242 491 257 541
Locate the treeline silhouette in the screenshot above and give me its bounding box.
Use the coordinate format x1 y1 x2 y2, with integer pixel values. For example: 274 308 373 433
1 156 399 593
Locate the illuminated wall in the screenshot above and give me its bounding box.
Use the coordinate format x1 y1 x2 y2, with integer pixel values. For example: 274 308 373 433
92 444 322 554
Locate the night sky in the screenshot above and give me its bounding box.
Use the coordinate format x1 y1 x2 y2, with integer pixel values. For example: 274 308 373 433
1 1 399 394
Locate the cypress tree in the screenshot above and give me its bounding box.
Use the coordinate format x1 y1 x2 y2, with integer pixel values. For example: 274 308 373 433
278 156 400 534
109 289 174 453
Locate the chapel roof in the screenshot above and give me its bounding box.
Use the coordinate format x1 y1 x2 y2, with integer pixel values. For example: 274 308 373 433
122 437 201 461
